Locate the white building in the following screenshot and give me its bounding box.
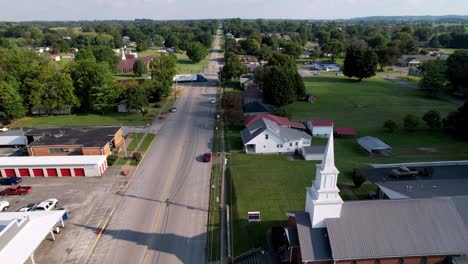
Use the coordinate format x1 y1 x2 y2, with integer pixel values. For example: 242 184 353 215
50 55 61 62
300 146 325 161
241 118 311 154
311 62 341 72
307 119 333 138
0 210 67 264
0 155 108 177
0 131 27 147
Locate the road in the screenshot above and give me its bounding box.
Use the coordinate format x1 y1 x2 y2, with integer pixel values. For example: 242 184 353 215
87 31 222 264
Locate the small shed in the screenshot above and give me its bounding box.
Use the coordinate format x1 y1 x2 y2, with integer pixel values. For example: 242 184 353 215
305 94 316 103
335 128 356 137
357 136 391 155
300 146 326 161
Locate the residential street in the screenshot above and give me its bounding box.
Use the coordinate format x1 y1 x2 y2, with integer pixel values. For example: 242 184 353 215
87 32 222 264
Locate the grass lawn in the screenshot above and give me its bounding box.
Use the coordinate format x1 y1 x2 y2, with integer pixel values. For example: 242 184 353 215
399 75 421 84
113 72 151 80
223 81 242 93
176 52 209 74
116 158 128 166
139 133 156 152
229 153 318 256
13 112 154 127
126 133 145 152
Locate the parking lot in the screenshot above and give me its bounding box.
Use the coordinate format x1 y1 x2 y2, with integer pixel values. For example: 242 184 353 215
1 166 130 264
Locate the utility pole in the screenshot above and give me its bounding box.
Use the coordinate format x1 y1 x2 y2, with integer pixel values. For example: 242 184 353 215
121 124 128 159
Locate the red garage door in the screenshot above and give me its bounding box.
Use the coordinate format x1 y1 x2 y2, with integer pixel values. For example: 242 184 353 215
18 169 30 177
74 168 85 176
46 168 58 177
60 168 71 176
32 169 44 177
4 169 16 177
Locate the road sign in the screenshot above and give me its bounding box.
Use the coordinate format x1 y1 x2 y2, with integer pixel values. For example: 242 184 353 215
248 211 261 222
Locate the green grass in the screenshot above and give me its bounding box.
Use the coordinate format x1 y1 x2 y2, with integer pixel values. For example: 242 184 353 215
139 133 155 152
352 183 378 200
399 76 421 84
129 159 139 166
230 154 318 256
126 133 145 152
137 47 161 57
175 52 209 74
225 125 244 152
13 112 155 127
116 158 128 166
224 81 242 93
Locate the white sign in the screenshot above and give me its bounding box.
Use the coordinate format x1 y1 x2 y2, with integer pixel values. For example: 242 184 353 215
248 211 261 222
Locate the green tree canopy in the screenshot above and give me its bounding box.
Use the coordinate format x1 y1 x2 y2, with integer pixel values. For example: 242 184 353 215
343 43 378 81
376 46 400 71
0 81 26 124
220 52 247 82
133 59 148 77
419 60 448 96
446 50 468 94
186 42 208 63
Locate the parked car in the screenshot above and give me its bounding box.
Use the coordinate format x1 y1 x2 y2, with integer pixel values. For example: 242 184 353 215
34 198 59 211
17 203 37 212
203 152 212 162
391 167 420 178
0 127 8 132
169 107 177 113
0 185 32 196
0 177 22 185
210 98 216 104
0 201 10 211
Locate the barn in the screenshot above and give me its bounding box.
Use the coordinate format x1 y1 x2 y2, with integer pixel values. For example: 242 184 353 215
0 155 107 177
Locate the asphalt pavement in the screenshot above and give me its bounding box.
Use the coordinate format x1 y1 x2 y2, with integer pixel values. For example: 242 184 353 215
86 32 222 264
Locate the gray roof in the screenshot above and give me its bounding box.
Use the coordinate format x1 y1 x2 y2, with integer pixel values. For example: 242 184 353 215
243 102 273 114
357 136 391 152
302 146 326 155
295 212 332 261
399 54 449 63
241 118 311 145
326 198 468 260
366 164 468 199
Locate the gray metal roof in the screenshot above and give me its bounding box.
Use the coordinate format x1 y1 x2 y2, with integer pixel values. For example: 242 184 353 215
366 164 468 199
357 136 391 152
241 118 311 145
302 146 326 155
242 102 273 114
295 212 332 262
326 198 468 260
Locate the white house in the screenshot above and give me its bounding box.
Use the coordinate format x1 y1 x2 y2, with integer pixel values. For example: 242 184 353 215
311 62 340 72
307 119 333 138
50 54 61 62
241 118 311 154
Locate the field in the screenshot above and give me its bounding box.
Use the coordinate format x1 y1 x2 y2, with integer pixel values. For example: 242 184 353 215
228 74 468 256
175 52 209 74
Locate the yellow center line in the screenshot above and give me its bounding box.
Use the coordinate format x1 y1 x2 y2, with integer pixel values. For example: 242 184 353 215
141 87 195 264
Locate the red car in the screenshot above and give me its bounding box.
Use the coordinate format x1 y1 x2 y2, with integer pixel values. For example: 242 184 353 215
203 153 212 162
1 185 32 196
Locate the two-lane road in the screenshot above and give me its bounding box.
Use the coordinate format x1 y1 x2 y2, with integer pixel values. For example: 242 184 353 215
87 32 222 264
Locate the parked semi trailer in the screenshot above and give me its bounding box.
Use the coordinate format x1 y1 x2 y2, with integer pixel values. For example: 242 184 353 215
173 74 208 82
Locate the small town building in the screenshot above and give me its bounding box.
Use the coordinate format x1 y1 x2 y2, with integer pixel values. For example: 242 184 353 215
50 54 61 61
239 55 260 71
240 74 255 90
241 118 311 154
305 94 316 103
311 62 340 72
300 146 325 161
225 32 234 39
0 130 27 147
307 119 333 138
24 126 123 157
357 136 391 155
0 155 107 177
244 114 306 131
398 54 449 67
334 127 356 137
61 53 75 59
242 87 264 105
243 102 274 116
0 210 67 263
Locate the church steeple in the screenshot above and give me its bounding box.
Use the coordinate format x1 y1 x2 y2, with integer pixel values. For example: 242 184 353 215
121 47 126 60
305 133 343 228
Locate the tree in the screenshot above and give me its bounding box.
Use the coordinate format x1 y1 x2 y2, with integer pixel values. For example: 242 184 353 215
446 50 468 94
343 44 378 81
133 60 148 77
282 42 303 58
443 101 468 141
153 34 164 47
375 46 400 71
126 82 149 116
239 38 261 55
150 54 177 101
89 83 118 114
220 52 247 82
423 110 442 129
186 42 208 63
383 120 398 133
419 60 448 96
321 40 344 62
135 33 151 52
352 168 366 188
0 81 26 123
392 32 418 54
92 46 120 71
262 65 296 106
403 114 420 131
429 36 440 48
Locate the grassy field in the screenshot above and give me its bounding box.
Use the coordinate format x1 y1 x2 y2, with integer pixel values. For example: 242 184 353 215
116 158 128 166
175 52 209 74
223 81 242 93
13 112 155 127
228 74 468 256
139 133 156 152
400 75 422 83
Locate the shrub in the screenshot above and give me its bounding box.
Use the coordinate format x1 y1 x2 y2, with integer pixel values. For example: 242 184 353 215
422 110 442 129
352 168 366 188
403 114 420 131
107 154 118 166
383 120 398 133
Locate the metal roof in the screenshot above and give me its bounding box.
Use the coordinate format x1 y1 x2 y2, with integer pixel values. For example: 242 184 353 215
302 146 326 155
241 118 311 145
295 212 332 261
326 198 468 260
357 136 391 152
0 155 106 167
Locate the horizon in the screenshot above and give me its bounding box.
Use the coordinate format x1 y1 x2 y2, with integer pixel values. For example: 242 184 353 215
1 0 468 21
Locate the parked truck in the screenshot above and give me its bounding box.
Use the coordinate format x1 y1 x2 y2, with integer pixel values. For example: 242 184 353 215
173 74 208 83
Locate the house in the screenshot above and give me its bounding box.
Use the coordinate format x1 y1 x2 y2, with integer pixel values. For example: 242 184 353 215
240 74 255 90
334 127 356 137
398 54 449 67
243 102 274 116
242 87 264 105
34 47 44 53
225 32 234 39
62 36 71 40
244 114 306 131
50 54 61 62
117 55 155 73
300 146 325 161
69 48 79 53
311 62 340 72
239 55 260 70
240 118 311 154
357 136 391 155
24 126 123 157
281 134 468 264
306 119 333 138
61 53 75 59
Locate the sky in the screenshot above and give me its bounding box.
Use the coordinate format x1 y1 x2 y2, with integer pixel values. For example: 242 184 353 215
2 0 468 21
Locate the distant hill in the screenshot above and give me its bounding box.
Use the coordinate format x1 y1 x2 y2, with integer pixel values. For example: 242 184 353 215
338 15 468 23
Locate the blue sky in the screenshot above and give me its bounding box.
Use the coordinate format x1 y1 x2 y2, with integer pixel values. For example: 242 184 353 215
2 0 468 21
